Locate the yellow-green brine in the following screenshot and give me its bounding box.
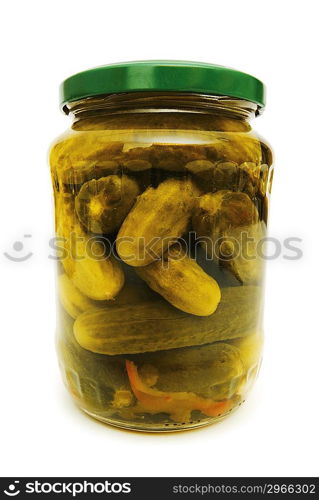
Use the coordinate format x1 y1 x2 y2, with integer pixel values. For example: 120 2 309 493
50 61 273 431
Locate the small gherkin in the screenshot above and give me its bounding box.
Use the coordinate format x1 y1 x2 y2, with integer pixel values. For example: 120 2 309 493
75 174 140 234
192 190 264 284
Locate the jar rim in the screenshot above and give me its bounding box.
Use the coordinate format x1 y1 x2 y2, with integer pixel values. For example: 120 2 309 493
60 60 265 111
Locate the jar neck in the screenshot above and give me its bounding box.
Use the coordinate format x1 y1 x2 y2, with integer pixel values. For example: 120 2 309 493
64 92 260 124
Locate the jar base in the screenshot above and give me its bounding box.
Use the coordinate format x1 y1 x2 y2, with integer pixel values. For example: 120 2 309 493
79 403 244 433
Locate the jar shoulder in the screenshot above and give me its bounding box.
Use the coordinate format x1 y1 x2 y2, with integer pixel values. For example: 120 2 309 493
49 114 272 172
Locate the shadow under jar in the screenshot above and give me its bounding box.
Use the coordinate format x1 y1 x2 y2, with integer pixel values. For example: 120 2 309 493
50 61 273 431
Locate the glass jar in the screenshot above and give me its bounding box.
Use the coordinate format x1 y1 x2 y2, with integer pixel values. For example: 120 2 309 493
50 61 273 431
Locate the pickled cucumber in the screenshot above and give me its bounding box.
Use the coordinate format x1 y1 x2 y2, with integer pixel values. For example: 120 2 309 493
60 161 120 194
221 222 266 284
132 343 244 400
192 190 263 283
117 177 201 266
206 134 262 165
136 245 221 316
75 175 140 234
186 160 259 197
126 359 234 422
193 190 259 247
230 333 263 371
50 133 123 169
58 311 132 412
73 286 261 355
56 200 124 300
69 238 124 300
58 273 94 319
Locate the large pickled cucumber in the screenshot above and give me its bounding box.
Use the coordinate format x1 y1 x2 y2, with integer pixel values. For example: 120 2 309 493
75 175 140 234
136 245 221 316
132 343 244 400
117 177 201 266
192 190 263 284
74 286 261 355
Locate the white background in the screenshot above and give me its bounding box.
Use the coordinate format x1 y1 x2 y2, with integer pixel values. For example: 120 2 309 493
1 0 318 478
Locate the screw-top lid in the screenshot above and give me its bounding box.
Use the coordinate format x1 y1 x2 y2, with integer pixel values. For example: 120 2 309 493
60 60 265 110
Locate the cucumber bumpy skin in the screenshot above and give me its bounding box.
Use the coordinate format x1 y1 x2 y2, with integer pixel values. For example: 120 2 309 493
132 342 245 400
73 286 261 355
116 177 201 267
75 175 140 234
136 245 221 316
192 190 263 284
56 199 124 301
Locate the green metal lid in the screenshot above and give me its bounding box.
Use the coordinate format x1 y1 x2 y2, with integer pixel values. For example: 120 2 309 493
60 60 265 110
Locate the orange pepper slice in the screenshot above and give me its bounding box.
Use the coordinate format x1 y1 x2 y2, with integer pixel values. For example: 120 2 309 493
126 360 233 420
